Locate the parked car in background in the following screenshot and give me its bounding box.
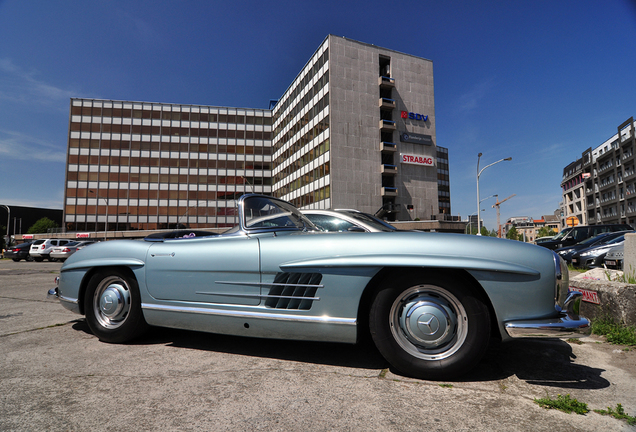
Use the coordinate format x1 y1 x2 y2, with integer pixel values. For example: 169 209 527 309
50 241 96 262
603 244 624 270
30 239 73 262
48 194 589 380
3 242 35 261
554 231 628 264
570 233 632 268
537 224 632 250
302 209 398 232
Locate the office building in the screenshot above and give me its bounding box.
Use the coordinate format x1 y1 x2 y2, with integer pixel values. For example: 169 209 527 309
561 117 636 228
62 36 448 233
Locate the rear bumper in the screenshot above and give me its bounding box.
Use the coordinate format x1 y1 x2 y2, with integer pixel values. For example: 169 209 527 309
504 291 590 338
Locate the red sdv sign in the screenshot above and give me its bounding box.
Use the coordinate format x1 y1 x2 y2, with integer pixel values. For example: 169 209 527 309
400 153 435 167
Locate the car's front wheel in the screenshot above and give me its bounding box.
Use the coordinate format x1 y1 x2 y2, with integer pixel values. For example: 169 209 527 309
84 269 148 343
369 273 490 380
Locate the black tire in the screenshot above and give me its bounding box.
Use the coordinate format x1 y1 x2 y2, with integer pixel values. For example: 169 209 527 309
33 257 43 262
84 268 148 343
369 272 490 380
12 258 20 262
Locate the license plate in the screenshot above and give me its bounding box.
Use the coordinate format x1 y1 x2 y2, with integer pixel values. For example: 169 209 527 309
572 258 578 264
605 260 616 266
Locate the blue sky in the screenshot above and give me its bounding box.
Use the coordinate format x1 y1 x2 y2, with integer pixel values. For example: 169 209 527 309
1 0 635 231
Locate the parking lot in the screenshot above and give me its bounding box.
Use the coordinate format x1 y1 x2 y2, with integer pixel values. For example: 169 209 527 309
1 259 635 431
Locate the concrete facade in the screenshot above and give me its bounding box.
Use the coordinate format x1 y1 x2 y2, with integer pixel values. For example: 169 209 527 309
329 37 438 220
273 36 440 221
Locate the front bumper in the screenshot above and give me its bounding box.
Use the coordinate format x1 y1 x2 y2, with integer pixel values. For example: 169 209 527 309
504 291 590 338
47 276 81 313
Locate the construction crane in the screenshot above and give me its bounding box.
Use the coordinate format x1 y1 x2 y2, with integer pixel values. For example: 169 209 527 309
492 194 516 238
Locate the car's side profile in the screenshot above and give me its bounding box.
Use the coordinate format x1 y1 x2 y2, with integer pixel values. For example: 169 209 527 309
49 194 589 380
4 241 34 261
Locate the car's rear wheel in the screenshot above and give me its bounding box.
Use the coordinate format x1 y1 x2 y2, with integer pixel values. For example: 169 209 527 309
369 273 490 380
12 258 20 262
84 269 148 343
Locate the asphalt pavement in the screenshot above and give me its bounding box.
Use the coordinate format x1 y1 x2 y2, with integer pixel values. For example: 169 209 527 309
1 259 635 431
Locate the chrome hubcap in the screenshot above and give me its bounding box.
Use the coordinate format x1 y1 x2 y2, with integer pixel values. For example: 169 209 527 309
93 276 131 329
390 285 467 361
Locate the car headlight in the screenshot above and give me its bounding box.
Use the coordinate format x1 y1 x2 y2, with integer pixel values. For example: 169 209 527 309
581 247 610 257
558 249 574 256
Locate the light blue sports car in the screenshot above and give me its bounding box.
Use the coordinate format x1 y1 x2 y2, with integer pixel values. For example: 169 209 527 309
48 194 589 379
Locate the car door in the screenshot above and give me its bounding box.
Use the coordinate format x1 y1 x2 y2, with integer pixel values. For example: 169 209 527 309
145 235 261 306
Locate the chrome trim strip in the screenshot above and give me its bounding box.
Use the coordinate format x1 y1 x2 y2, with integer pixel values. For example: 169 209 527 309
141 303 356 325
216 281 324 288
195 291 320 301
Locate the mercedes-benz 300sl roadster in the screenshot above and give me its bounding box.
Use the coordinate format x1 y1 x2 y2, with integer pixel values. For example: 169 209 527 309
48 195 589 379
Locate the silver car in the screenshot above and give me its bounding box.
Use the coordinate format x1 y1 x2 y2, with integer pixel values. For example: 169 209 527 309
604 244 624 270
50 241 95 262
48 194 589 380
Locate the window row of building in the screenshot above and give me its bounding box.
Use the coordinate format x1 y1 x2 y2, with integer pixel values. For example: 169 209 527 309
63 36 449 234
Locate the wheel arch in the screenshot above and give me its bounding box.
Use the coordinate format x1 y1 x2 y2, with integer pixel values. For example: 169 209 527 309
77 265 139 315
356 267 500 343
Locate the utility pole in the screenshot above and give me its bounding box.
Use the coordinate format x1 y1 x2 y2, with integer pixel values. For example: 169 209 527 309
492 194 516 238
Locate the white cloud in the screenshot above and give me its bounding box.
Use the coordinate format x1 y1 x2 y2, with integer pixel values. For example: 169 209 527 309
458 79 495 113
0 58 77 108
0 129 66 163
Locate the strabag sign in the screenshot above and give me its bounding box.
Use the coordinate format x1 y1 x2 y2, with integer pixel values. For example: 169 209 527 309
400 153 435 167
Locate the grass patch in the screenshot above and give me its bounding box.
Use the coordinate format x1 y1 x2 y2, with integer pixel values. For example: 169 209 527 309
567 264 585 274
438 383 453 388
567 338 583 345
594 404 636 426
591 317 636 346
534 394 589 414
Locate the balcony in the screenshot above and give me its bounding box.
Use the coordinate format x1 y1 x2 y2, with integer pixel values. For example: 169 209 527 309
381 164 398 174
381 187 398 197
379 97 396 109
379 76 395 88
380 141 397 152
379 119 396 131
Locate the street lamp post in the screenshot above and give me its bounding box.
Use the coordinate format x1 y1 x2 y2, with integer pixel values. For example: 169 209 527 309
89 190 108 241
477 154 512 236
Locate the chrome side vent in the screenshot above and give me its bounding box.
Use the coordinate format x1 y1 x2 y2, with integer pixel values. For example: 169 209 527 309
265 273 323 310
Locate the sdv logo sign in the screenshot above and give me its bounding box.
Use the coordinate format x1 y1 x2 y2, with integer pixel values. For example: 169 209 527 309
401 111 428 122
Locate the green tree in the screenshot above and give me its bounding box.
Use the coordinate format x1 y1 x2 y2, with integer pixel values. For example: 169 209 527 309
537 226 556 238
506 226 520 241
27 217 59 234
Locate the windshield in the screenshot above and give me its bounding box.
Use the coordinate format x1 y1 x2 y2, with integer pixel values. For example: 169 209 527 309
606 234 627 245
242 196 319 231
339 210 397 232
552 228 572 241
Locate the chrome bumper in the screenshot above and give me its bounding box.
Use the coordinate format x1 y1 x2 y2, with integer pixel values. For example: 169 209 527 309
46 276 60 300
504 291 590 338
